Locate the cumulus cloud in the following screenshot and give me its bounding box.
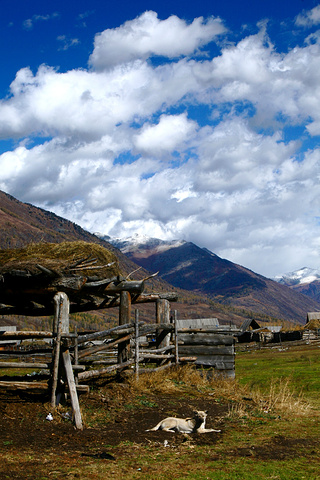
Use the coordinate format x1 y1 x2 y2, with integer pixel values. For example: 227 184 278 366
133 113 198 157
1 9 320 276
89 11 226 69
295 5 320 27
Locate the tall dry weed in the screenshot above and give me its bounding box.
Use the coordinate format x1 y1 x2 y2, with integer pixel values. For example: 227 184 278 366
252 377 311 417
129 365 311 420
129 364 248 400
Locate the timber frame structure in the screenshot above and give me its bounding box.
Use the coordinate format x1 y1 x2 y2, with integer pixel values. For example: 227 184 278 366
0 251 179 430
0 245 239 430
0 252 177 316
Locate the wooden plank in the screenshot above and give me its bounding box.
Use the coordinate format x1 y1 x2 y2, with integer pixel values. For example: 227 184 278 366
78 359 136 381
62 350 83 430
178 345 235 356
77 322 137 344
176 318 219 328
78 334 132 359
104 280 145 295
178 327 239 334
0 362 85 371
0 362 49 369
179 334 234 346
0 381 89 392
193 355 235 368
142 354 175 360
0 381 48 390
0 331 53 340
139 345 174 354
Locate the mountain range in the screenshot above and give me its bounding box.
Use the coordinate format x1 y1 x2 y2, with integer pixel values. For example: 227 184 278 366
105 234 320 324
1 189 319 325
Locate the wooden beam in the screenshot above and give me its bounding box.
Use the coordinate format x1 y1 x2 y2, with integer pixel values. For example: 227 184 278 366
118 291 131 364
0 381 89 392
77 322 136 344
78 359 136 381
62 350 83 430
0 331 53 340
0 292 178 316
78 334 132 359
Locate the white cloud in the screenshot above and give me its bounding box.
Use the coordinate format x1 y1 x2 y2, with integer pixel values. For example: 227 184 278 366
57 36 80 51
22 13 59 30
133 113 197 157
295 5 320 27
2 9 320 277
89 11 226 70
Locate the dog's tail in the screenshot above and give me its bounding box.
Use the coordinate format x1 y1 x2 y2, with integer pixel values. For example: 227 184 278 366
145 422 161 432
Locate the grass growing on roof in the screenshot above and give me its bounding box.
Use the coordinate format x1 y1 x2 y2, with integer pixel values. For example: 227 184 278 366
0 240 120 277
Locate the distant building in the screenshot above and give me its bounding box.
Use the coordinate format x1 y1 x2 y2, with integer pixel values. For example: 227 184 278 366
176 318 219 329
306 312 320 326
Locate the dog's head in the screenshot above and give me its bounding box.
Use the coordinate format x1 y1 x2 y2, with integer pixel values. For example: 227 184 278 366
193 410 208 420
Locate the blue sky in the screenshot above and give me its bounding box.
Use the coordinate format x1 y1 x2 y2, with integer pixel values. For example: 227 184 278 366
1 0 320 277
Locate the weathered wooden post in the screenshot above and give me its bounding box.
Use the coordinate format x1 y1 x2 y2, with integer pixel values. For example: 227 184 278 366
51 292 83 430
74 325 79 386
174 310 179 365
51 292 68 408
118 291 131 364
156 298 171 348
134 309 140 379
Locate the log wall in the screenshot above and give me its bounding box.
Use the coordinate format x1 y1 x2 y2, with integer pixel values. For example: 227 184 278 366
177 324 238 378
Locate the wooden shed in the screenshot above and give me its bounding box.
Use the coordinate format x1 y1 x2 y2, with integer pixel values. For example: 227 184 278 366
176 318 238 378
237 319 261 343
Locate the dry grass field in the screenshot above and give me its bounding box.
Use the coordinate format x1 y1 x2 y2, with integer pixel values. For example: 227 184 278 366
1 342 320 479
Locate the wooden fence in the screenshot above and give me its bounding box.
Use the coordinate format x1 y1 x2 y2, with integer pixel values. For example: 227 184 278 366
0 293 238 429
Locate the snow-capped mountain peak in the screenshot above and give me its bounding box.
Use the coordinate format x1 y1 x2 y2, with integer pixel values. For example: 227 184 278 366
99 233 186 257
274 267 320 286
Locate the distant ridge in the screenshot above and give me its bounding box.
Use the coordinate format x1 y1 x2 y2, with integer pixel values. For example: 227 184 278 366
107 234 320 324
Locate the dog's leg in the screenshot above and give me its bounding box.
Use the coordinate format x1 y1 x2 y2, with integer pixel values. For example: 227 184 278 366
197 428 221 433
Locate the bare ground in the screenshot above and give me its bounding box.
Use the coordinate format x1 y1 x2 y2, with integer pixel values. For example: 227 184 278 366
0 380 319 480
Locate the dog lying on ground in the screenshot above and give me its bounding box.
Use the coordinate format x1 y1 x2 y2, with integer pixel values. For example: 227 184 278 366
146 410 221 434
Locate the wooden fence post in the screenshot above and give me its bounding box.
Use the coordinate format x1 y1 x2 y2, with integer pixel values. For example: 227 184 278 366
156 299 170 348
174 310 179 365
51 293 68 408
51 292 83 430
118 291 131 364
135 309 140 380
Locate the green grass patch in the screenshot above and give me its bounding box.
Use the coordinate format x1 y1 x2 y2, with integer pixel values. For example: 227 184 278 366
236 344 320 408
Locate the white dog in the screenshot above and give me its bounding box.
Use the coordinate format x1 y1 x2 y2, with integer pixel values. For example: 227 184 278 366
146 410 221 434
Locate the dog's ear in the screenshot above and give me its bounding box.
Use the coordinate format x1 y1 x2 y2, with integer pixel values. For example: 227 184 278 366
205 410 208 414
